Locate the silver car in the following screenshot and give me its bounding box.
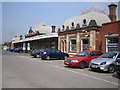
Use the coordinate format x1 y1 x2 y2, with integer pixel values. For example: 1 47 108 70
89 51 120 73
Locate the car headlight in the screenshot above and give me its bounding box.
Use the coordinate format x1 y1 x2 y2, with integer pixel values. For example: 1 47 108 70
100 62 106 65
71 60 79 63
116 62 120 65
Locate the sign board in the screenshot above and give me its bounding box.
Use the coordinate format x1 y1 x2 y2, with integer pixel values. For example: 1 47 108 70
90 46 93 50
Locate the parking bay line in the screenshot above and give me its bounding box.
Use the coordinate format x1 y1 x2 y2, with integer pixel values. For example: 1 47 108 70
19 55 119 86
50 65 119 86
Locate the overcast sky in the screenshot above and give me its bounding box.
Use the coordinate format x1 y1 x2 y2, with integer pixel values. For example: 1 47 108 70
1 0 119 44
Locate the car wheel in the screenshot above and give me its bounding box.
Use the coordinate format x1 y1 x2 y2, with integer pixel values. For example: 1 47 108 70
36 54 40 58
108 65 115 73
34 56 37 58
79 61 86 69
41 58 45 60
46 56 50 60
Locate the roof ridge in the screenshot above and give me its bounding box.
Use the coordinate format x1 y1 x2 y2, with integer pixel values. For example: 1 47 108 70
81 7 105 15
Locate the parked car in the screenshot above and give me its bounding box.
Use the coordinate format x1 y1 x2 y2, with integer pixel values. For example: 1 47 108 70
89 51 120 73
13 47 23 53
9 48 14 52
115 55 120 76
64 50 103 69
41 49 69 60
31 49 45 58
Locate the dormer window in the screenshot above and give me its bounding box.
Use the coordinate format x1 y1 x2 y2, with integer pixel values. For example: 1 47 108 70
89 19 97 26
76 23 80 29
66 26 69 30
83 19 87 24
62 25 65 31
83 19 87 26
71 22 74 27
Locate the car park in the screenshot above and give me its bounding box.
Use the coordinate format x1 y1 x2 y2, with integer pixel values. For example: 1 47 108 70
115 55 120 76
41 49 69 60
31 49 45 58
89 51 120 73
64 50 103 69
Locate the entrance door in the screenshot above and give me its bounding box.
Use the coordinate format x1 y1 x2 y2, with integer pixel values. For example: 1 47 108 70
82 39 89 51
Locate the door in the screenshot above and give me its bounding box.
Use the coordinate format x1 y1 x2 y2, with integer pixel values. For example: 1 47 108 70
53 50 63 59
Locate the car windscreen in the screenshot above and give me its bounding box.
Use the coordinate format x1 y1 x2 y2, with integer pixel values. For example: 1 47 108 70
75 52 89 57
100 52 117 59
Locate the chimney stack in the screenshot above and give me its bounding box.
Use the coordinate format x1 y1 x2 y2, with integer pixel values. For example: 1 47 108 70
51 25 56 33
20 35 22 40
108 3 117 22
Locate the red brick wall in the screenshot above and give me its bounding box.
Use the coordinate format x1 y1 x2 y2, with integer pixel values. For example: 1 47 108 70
100 21 120 53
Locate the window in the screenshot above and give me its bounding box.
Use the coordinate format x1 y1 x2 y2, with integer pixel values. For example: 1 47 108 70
54 50 61 53
70 40 76 52
90 51 96 56
82 39 89 51
117 54 120 58
100 52 117 59
95 51 103 56
90 51 103 56
107 37 118 52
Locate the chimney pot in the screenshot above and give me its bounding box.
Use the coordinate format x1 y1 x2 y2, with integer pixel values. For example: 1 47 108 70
108 3 117 22
51 25 56 33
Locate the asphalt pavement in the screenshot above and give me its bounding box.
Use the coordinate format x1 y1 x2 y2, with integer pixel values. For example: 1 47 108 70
2 50 120 88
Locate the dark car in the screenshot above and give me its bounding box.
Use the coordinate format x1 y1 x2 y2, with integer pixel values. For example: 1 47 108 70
13 47 23 53
31 49 45 58
115 54 120 76
9 48 14 52
41 49 69 60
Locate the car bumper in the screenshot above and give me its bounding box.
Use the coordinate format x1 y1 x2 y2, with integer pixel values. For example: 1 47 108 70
64 61 80 67
89 64 109 71
31 54 35 56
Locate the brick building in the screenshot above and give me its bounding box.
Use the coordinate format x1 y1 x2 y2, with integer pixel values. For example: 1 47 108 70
58 3 119 55
100 20 120 53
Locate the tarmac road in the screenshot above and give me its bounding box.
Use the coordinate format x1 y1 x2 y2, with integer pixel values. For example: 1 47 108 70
2 50 120 88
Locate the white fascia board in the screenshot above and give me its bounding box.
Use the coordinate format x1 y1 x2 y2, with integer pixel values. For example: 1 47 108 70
12 33 58 44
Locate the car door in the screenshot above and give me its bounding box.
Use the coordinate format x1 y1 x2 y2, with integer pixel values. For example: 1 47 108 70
53 50 63 59
48 50 55 58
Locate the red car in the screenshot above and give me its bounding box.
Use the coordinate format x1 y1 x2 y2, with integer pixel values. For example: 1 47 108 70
64 50 103 69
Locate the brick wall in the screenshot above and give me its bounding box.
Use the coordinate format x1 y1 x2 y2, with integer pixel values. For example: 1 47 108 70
100 21 120 52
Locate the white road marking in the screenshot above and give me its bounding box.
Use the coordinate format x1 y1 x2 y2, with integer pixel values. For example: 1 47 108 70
50 65 119 86
19 55 119 86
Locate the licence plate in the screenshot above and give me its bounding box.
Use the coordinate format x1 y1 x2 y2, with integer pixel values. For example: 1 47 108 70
65 62 69 65
91 65 98 68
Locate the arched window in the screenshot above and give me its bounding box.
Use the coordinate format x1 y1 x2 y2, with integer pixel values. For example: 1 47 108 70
76 23 80 29
83 19 87 24
89 19 97 26
71 22 74 27
66 26 69 30
62 25 65 31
